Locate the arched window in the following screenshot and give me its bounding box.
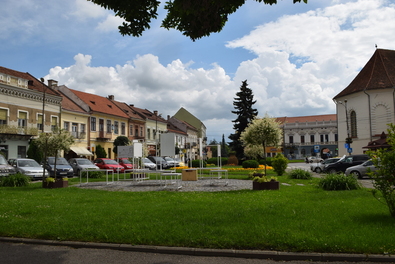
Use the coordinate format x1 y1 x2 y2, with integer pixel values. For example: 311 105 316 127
350 111 357 138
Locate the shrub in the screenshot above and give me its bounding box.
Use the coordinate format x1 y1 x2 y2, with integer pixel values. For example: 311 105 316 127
227 154 239 165
259 157 273 166
81 170 104 179
288 168 312 179
192 159 207 168
242 160 259 169
318 173 361 190
206 157 228 166
272 154 288 176
0 173 30 187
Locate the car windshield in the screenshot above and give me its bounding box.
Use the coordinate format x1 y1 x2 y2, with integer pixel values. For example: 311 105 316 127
143 158 152 163
164 157 173 161
0 155 7 165
77 159 93 165
121 159 132 164
104 159 118 165
48 157 68 165
19 160 40 167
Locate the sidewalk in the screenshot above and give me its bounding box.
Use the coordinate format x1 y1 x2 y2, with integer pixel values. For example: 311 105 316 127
1 236 394 262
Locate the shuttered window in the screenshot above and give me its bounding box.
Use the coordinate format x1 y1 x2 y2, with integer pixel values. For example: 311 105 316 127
0 109 7 124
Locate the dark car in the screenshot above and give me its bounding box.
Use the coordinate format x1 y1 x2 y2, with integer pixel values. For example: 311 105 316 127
94 158 124 173
68 158 99 176
147 156 169 169
323 154 370 174
45 157 74 178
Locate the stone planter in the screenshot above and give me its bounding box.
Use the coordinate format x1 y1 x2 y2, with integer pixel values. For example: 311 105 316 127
253 180 279 190
42 178 68 189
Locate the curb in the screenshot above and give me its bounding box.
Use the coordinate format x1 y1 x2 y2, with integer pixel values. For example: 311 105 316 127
1 237 394 262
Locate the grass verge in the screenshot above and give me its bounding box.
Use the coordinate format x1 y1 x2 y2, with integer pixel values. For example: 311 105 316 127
0 171 394 255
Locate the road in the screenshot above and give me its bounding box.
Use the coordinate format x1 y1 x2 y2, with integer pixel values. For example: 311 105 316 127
1 241 393 264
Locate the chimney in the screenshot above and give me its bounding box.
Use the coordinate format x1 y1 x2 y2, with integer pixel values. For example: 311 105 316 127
167 115 170 120
47 79 58 88
108 95 114 100
130 104 134 107
154 110 158 116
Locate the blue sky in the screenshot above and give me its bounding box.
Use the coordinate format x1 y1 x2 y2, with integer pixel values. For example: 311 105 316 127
1 0 395 142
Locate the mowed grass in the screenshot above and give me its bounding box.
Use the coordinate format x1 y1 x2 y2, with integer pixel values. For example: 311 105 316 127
0 174 395 255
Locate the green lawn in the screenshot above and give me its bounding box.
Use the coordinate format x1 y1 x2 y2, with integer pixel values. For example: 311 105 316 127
0 171 394 255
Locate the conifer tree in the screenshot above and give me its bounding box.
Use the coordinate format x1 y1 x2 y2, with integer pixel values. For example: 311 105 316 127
228 80 258 161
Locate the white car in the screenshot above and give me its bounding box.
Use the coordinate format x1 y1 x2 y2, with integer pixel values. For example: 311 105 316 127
306 156 323 163
143 158 156 170
310 158 340 173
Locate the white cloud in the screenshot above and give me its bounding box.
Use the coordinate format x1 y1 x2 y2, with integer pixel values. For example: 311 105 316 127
96 14 124 32
72 0 107 19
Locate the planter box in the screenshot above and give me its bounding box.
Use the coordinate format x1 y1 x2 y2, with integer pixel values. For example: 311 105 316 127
42 179 68 189
182 169 198 181
253 181 279 190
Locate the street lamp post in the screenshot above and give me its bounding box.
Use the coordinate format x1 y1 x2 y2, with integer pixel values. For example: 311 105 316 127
337 99 352 155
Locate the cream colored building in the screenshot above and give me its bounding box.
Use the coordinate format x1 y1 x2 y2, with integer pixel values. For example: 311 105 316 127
333 48 395 156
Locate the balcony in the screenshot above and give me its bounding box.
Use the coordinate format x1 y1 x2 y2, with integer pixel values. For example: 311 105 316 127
96 131 111 141
0 124 38 136
71 131 86 139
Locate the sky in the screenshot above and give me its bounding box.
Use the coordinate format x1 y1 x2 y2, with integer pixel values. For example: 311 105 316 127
1 0 395 142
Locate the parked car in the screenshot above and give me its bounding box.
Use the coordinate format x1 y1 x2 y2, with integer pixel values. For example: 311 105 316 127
173 158 185 167
306 156 323 163
146 156 170 169
143 158 156 170
68 158 99 176
345 160 377 179
310 158 341 173
94 158 124 173
0 154 16 177
163 157 178 167
8 158 44 179
117 158 134 170
323 154 370 174
44 157 74 178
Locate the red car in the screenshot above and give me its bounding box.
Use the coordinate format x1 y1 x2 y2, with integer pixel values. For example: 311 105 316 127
117 158 134 170
94 158 124 173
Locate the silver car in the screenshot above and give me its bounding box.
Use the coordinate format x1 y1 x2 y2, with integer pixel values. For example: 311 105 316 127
143 158 156 170
68 158 99 176
345 160 377 179
0 155 16 177
310 158 340 173
8 158 44 179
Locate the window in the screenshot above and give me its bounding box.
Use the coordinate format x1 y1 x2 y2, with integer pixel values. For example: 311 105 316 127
310 135 315 143
80 124 85 133
147 129 151 139
129 125 133 136
320 135 324 143
121 122 125 135
0 109 7 125
301 135 305 143
37 114 43 131
17 146 26 158
72 123 78 137
325 134 329 142
91 117 96 131
114 121 119 134
335 134 338 142
64 122 70 131
350 111 357 138
289 136 294 144
140 127 143 137
107 120 112 133
18 111 27 128
135 126 138 137
51 116 58 131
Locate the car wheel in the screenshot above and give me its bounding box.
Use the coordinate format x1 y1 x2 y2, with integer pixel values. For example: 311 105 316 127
328 168 337 174
351 171 362 179
315 167 322 173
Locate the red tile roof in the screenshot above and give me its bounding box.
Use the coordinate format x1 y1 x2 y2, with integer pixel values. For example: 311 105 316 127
0 66 59 96
57 90 89 115
334 49 395 99
130 105 167 123
111 101 145 121
276 114 337 124
69 89 129 118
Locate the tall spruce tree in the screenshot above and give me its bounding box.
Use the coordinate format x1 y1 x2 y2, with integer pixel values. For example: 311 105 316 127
228 80 258 161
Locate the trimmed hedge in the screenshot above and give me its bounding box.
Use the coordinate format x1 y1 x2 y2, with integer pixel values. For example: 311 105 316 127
242 160 259 169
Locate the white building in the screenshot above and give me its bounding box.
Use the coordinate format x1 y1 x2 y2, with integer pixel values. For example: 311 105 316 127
333 48 395 156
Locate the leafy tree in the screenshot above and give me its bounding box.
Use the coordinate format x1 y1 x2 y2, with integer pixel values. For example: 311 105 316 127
95 145 107 158
34 128 75 179
240 115 282 175
368 124 395 218
229 80 258 161
113 135 130 154
27 139 43 163
88 0 307 41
